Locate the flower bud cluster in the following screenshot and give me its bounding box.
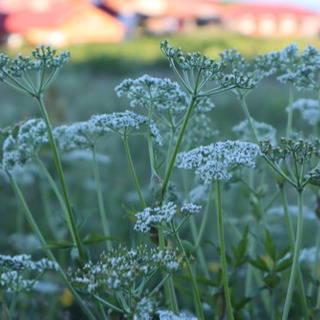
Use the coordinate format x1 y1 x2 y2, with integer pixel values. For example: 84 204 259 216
31 44 70 68
2 119 48 171
260 138 320 163
179 141 261 183
70 244 186 294
0 45 70 94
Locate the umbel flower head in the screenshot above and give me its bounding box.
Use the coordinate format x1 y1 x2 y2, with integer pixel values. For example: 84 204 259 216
70 244 186 294
0 44 70 96
90 110 163 144
0 254 58 293
115 74 189 113
2 119 48 171
179 140 261 183
134 202 201 233
53 120 111 151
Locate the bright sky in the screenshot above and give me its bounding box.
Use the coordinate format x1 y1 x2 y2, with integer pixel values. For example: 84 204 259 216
224 0 320 12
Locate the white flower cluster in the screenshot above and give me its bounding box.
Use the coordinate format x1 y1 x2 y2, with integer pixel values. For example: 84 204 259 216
70 244 186 294
0 254 58 293
157 310 198 320
116 75 189 113
179 141 261 183
133 296 157 320
53 121 110 151
90 110 148 132
1 271 35 293
180 203 202 215
2 119 48 171
266 43 320 91
290 98 320 126
0 254 58 272
232 118 277 144
134 202 177 233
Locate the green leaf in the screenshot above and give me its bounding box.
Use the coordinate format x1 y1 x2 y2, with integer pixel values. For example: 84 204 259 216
264 228 276 262
82 232 123 245
42 240 75 250
274 257 292 272
231 225 249 267
234 296 253 310
249 256 270 272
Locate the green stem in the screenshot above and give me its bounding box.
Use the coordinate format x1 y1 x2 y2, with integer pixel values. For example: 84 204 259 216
36 95 85 261
91 145 112 251
239 95 259 143
173 223 204 320
123 134 146 208
162 95 197 199
216 180 234 320
195 185 214 250
279 185 308 319
308 222 320 297
282 189 304 320
158 228 179 314
7 172 96 320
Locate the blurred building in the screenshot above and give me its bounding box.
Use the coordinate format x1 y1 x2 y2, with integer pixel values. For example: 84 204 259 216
0 0 125 48
221 2 320 37
0 0 319 48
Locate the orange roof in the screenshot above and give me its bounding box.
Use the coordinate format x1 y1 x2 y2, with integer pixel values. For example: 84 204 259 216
4 1 116 33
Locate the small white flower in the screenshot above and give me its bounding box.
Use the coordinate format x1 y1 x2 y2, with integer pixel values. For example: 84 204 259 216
2 119 48 171
134 202 177 233
179 141 261 183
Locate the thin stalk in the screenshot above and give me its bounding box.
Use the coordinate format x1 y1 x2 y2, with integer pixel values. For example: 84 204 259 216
216 180 234 320
91 145 112 251
8 293 18 320
239 95 259 143
286 83 294 139
279 186 308 319
93 295 124 313
158 228 179 315
308 220 320 297
36 157 68 215
172 222 204 320
36 95 85 261
7 172 96 320
162 95 197 199
123 134 146 208
195 185 214 250
282 189 304 320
